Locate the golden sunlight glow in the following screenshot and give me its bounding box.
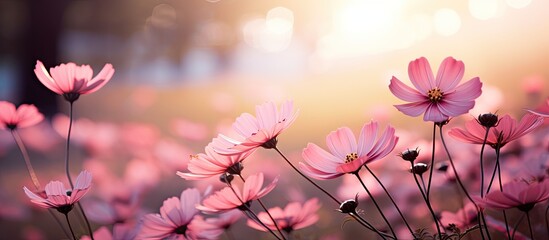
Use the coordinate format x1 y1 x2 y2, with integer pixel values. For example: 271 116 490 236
469 0 500 20
242 7 294 52
506 0 532 9
434 8 461 36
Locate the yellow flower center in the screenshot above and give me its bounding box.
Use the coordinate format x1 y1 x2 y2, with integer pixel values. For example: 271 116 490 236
345 153 358 163
427 88 444 102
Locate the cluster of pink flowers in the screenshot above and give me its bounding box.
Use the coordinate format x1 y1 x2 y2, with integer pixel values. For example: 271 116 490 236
1 56 548 239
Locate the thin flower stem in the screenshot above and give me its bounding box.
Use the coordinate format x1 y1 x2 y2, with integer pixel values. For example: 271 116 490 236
363 165 415 236
64 213 78 240
479 127 491 197
273 147 392 238
410 162 443 239
49 210 72 239
427 123 437 198
11 129 41 189
273 147 340 204
545 204 549 237
349 212 390 240
76 202 94 240
512 213 525 240
419 174 428 193
226 182 282 240
485 160 499 195
237 175 287 240
477 211 490 240
494 147 511 240
354 173 396 239
526 211 535 240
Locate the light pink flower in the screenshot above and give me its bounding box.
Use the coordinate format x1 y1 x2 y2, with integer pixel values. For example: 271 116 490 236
0 101 44 130
299 121 398 180
527 99 549 117
139 188 222 240
247 198 321 233
439 202 477 229
474 180 549 211
448 113 544 149
23 170 92 214
34 60 114 102
177 144 252 180
197 173 278 213
389 57 482 122
211 100 298 155
204 209 242 230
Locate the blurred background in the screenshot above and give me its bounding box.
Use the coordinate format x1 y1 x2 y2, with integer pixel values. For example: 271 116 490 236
1 0 548 239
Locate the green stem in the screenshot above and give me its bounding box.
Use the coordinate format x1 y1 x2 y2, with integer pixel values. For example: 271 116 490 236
354 172 396 238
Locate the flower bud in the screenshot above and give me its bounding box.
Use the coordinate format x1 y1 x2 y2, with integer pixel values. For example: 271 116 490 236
410 163 429 175
399 148 420 162
338 194 359 214
477 113 499 128
219 173 234 184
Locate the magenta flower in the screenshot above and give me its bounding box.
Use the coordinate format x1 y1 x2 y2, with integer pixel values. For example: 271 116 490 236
139 188 222 240
23 170 92 214
474 180 549 212
197 173 278 213
0 101 44 130
211 100 298 155
389 57 482 122
440 202 477 229
247 198 321 233
177 143 252 180
448 113 544 149
34 60 114 102
299 121 398 180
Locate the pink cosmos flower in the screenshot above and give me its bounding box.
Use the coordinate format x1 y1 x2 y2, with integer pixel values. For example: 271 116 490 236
205 209 242 230
197 173 278 213
474 180 549 211
389 57 482 122
23 170 92 214
246 198 321 233
34 60 114 102
439 202 477 229
139 188 222 240
448 113 544 149
0 101 44 130
177 144 252 180
527 99 549 117
211 100 298 155
299 121 398 180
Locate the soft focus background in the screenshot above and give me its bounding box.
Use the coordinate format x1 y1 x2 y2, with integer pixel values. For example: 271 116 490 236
1 0 548 239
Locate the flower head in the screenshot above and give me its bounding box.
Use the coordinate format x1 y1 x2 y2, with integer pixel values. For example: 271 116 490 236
440 202 477 229
139 188 222 239
197 173 278 213
247 198 321 233
389 57 482 122
205 209 242 230
211 100 298 155
23 170 92 214
34 60 114 102
0 101 44 130
177 144 252 180
474 180 549 212
449 113 544 149
299 121 398 180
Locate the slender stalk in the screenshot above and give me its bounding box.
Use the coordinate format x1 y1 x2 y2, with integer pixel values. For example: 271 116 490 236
494 147 511 240
64 213 78 240
512 213 526 240
11 130 41 189
273 147 392 238
526 211 535 240
363 165 414 236
410 162 443 238
354 173 396 238
479 127 491 197
485 160 499 194
238 175 287 240
427 123 437 197
350 212 390 240
545 204 549 237
477 211 489 240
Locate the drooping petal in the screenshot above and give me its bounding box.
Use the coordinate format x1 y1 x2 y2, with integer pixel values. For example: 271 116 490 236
388 77 425 102
394 102 429 117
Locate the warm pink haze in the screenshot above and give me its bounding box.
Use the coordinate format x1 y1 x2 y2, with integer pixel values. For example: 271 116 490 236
197 173 279 213
0 101 44 130
474 180 549 211
389 57 482 122
246 198 321 233
23 170 92 213
177 144 252 180
34 60 114 99
300 121 398 179
138 188 222 239
448 113 544 149
211 100 298 155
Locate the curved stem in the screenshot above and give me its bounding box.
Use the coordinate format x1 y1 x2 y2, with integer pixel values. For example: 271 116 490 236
494 148 511 240
526 211 535 240
363 165 414 236
354 172 396 238
64 213 77 240
512 213 526 240
76 202 94 240
410 162 443 238
273 147 340 204
427 123 437 197
11 130 41 189
350 212 390 240
545 204 549 237
479 127 491 197
238 175 287 240
477 211 489 240
485 160 499 195
65 102 74 188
